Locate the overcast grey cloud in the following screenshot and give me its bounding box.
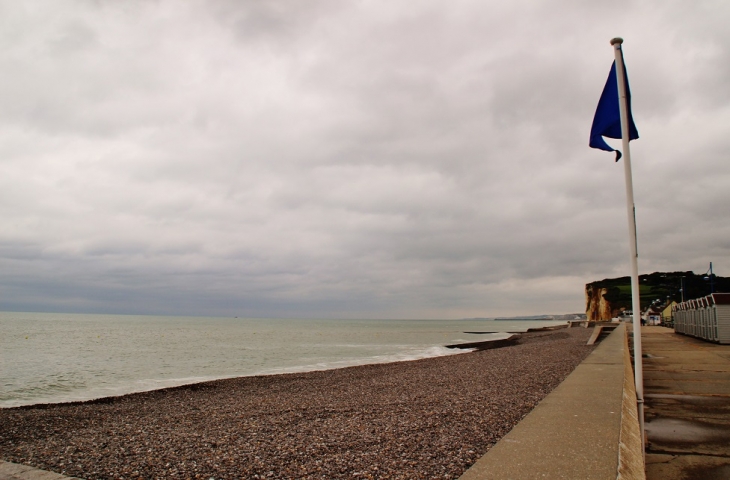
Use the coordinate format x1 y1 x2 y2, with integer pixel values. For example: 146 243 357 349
1 0 729 318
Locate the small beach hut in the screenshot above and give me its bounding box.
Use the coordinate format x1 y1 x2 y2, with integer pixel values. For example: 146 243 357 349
661 301 676 326
673 293 730 344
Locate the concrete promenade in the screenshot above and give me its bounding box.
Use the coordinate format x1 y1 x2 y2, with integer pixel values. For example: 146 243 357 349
642 326 730 479
0 461 78 480
459 323 644 479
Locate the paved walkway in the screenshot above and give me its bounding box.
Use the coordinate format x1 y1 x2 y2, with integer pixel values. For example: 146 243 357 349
642 326 730 479
0 461 77 480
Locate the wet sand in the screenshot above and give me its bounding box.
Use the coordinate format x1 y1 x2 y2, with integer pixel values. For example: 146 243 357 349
1 327 594 479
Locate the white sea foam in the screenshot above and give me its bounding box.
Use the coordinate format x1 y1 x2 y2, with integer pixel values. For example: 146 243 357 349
255 345 472 376
0 348 468 408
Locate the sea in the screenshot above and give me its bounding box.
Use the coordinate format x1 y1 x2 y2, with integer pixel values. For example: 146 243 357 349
0 312 567 408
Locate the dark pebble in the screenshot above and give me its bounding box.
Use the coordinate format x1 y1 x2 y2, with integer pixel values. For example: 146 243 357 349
0 328 594 479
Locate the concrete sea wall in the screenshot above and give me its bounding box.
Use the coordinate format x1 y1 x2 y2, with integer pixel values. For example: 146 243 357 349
460 323 644 479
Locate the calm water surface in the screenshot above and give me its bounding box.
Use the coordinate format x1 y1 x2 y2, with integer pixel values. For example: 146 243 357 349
0 312 566 407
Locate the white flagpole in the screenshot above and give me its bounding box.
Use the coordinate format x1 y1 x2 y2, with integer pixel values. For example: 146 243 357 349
610 37 645 453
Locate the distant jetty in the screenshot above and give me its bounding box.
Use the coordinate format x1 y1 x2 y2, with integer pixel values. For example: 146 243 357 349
494 313 585 321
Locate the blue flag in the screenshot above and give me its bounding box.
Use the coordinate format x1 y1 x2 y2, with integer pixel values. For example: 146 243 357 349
589 58 639 161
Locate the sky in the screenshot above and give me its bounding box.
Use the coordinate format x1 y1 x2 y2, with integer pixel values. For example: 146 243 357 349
1 0 729 319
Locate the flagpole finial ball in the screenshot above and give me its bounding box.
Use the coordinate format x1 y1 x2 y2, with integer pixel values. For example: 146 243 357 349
610 37 624 45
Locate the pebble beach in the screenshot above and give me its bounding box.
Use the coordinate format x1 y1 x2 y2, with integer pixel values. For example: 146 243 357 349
1 327 594 479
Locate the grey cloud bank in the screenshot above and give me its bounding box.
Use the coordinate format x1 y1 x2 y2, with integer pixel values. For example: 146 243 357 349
1 0 729 318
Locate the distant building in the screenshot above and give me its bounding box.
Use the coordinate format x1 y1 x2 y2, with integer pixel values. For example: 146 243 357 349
643 306 663 325
661 301 676 325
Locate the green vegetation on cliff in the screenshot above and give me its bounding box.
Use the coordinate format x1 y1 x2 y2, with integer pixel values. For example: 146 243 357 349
588 271 729 313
